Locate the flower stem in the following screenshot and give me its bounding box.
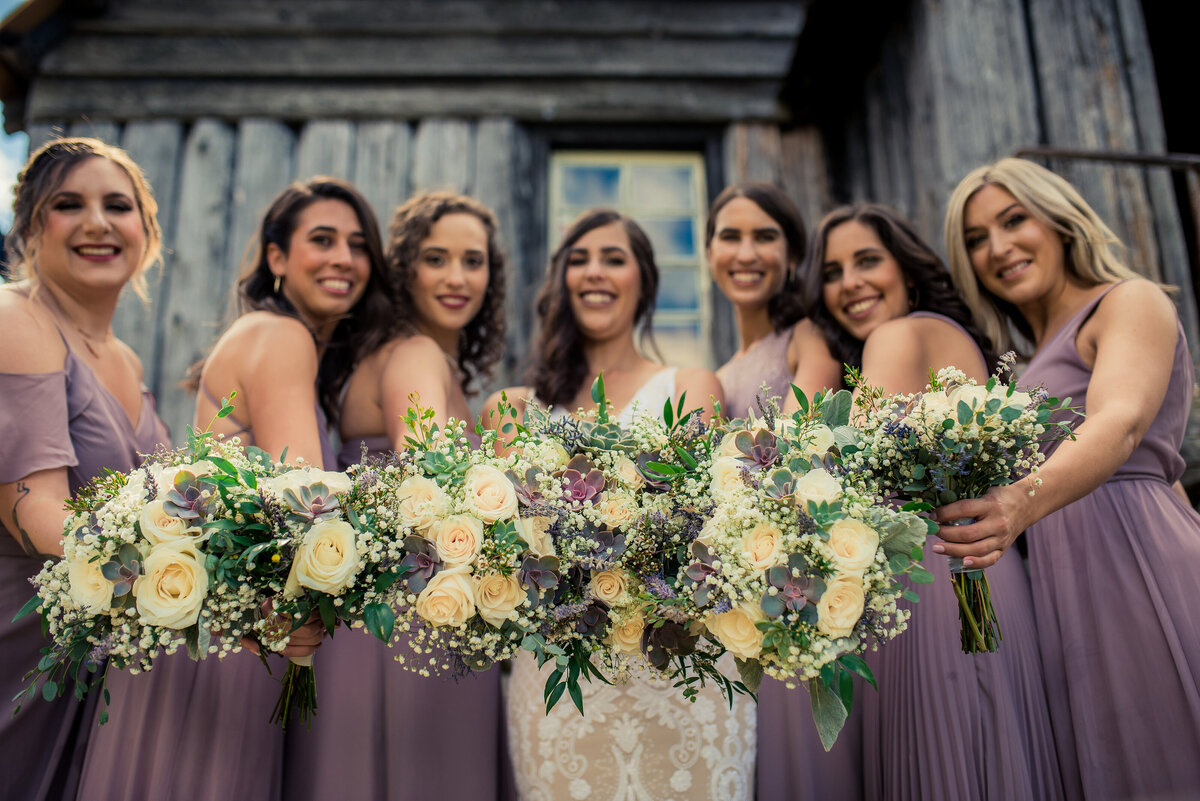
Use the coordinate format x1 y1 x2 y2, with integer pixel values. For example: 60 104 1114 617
270 658 318 729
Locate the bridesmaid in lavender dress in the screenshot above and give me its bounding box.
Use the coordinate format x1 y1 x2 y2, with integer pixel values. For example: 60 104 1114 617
77 177 393 800
941 158 1200 799
804 203 1064 801
704 184 859 801
0 138 171 801
284 192 514 801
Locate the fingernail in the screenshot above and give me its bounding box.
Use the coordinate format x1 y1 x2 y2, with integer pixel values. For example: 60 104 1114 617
932 544 945 553
963 558 973 567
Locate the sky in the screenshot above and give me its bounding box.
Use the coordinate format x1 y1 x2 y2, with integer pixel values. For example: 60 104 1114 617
1 0 32 231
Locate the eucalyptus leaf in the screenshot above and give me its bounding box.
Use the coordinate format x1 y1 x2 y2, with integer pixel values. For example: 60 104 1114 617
808 677 849 751
734 657 764 693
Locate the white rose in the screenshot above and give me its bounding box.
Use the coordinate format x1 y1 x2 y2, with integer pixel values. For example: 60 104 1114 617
696 516 722 547
705 601 766 660
917 391 955 425
516 515 555 557
475 573 525 628
826 518 880 575
139 500 206 546
710 457 748 501
596 491 639 530
817 574 867 639
394 476 451 531
741 520 785 570
792 468 843 508
415 566 476 627
430 515 484 567
613 457 645 491
463 465 519 523
67 556 113 614
589 570 630 606
607 613 645 656
716 431 745 460
284 518 361 596
802 425 836 458
1004 389 1032 411
949 384 990 413
133 542 209 629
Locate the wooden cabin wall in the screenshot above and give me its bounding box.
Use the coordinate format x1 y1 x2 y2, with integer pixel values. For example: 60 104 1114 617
27 116 536 444
826 0 1197 355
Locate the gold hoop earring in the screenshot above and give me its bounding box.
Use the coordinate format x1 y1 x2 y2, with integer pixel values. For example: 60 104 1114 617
908 283 920 310
274 275 282 293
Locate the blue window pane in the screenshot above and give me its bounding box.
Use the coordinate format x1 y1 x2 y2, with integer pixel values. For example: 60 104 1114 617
561 165 620 207
657 269 699 311
641 218 695 258
630 165 693 209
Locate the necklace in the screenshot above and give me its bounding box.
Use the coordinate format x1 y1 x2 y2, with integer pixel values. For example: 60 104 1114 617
33 286 112 359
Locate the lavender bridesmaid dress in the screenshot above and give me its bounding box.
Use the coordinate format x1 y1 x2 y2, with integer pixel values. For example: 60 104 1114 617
0 347 169 801
855 312 1064 801
282 436 513 801
1020 283 1200 799
717 326 866 801
75 397 337 801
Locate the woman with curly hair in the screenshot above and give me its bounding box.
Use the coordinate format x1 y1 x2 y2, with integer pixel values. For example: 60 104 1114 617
803 203 1064 801
940 158 1200 799
284 191 512 801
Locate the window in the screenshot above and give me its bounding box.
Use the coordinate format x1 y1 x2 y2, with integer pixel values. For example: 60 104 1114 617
549 151 712 368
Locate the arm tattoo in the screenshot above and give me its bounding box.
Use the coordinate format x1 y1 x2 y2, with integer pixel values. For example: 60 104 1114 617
12 481 56 561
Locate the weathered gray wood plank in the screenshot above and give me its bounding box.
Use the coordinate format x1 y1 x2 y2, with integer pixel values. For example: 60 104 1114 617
352 121 412 230
156 120 236 444
779 126 831 237
110 120 184 399
76 1 805 38
722 122 783 185
226 119 295 282
412 119 474 195
28 78 785 124
68 119 121 145
41 34 795 80
296 120 355 181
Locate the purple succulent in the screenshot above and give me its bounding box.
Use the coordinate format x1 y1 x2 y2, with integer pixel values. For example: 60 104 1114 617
683 541 718 607
399 536 441 592
635 452 673 492
575 599 610 637
519 554 561 604
585 527 627 561
283 483 343 524
561 455 604 505
163 471 211 522
641 619 699 671
734 428 779 470
507 467 545 506
100 543 143 597
761 554 825 620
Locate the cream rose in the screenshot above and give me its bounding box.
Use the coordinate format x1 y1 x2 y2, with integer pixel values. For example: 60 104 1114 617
1004 389 1032 411
139 500 205 546
516 515 555 557
705 601 765 660
150 460 216 498
284 519 361 596
696 516 722 547
716 431 745 460
802 425 836 458
431 515 484 567
415 567 476 627
710 457 748 501
741 520 785 570
792 468 843 508
394 475 451 531
613 457 645 491
463 465 519 523
827 518 880 575
817 574 867 639
607 613 645 656
133 542 209 629
589 569 630 606
918 391 955 424
596 491 639 530
475 573 525 627
68 557 113 614
949 384 990 412
266 467 352 501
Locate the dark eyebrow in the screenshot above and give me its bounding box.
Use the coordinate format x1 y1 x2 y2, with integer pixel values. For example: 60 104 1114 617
307 225 363 238
995 203 1020 219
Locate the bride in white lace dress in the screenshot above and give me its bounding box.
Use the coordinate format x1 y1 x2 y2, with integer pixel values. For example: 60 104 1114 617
487 209 756 801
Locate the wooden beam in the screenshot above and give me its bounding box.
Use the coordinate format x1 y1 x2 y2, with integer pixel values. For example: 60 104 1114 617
225 119 295 283
412 119 474 195
296 119 356 181
27 77 786 124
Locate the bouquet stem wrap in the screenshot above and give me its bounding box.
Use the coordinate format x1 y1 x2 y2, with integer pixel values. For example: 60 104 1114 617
946 518 1000 653
271 655 317 729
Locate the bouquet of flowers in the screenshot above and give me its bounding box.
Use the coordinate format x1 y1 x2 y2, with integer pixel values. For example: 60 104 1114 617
501 377 743 715
341 401 559 691
684 388 932 748
845 356 1079 653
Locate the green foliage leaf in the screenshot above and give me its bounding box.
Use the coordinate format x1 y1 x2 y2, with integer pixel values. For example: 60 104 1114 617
363 602 395 642
819 390 853 428
42 680 58 702
957 400 973 425
808 677 849 751
14 594 42 621
838 653 877 690
734 657 764 693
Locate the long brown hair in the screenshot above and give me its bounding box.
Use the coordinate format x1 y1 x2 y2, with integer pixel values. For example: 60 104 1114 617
804 203 997 370
386 191 506 394
528 209 659 407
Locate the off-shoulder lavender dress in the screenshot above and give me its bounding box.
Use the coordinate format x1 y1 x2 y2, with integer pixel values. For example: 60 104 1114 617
0 345 169 801
1020 284 1200 799
857 312 1063 801
75 393 336 801
282 435 513 801
717 326 866 801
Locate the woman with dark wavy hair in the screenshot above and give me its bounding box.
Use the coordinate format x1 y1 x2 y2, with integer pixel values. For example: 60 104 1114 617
805 203 1063 801
285 190 513 801
490 208 755 800
78 176 387 800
